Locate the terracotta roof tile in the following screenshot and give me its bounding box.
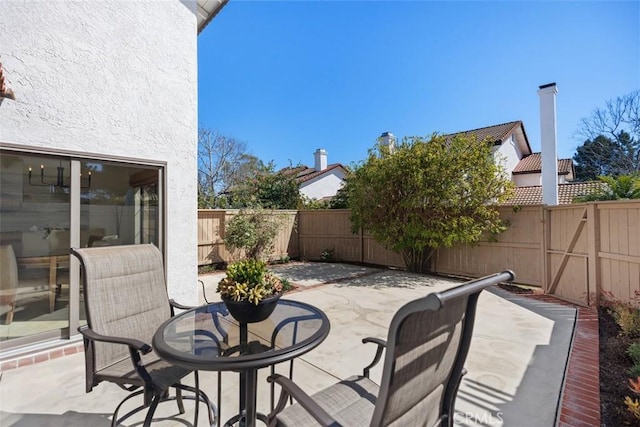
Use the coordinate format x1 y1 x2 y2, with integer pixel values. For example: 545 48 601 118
280 163 346 184
445 121 523 145
513 153 574 175
501 182 606 205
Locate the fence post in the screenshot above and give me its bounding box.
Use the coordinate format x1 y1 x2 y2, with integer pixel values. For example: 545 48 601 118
359 227 364 264
542 206 550 293
587 203 601 306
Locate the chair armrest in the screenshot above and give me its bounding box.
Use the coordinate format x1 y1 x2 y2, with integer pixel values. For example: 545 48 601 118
267 374 340 427
169 299 196 311
78 325 152 355
362 337 386 378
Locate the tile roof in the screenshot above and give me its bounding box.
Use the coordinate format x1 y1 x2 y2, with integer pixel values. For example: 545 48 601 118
501 182 606 205
280 163 346 184
445 121 523 145
512 153 574 175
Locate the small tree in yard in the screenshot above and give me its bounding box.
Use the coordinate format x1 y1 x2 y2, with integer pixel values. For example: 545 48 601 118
224 208 285 261
346 133 513 273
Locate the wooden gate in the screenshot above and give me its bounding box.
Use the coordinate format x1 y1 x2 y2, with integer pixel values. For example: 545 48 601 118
545 205 592 305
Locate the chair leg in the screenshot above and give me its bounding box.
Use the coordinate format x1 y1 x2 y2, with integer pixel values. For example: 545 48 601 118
111 389 145 427
143 393 162 427
193 372 200 426
176 382 186 414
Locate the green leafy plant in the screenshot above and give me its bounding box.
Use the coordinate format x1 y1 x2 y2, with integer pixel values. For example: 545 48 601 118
320 249 334 262
216 259 287 305
277 254 291 264
224 208 284 261
628 343 640 365
611 305 640 337
601 291 640 337
345 133 513 273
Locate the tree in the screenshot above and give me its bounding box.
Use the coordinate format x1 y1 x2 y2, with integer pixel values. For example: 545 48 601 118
574 90 640 180
574 174 640 202
198 127 261 208
230 162 300 209
573 135 619 181
346 134 513 273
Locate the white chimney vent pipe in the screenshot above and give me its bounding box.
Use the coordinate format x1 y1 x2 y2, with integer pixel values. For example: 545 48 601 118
314 148 327 171
538 82 559 206
381 131 395 154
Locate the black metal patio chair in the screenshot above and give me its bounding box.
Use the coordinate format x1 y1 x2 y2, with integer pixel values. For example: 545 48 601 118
266 270 516 427
71 244 216 427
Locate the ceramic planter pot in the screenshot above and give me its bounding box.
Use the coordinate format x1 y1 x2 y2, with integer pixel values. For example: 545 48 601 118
222 293 281 324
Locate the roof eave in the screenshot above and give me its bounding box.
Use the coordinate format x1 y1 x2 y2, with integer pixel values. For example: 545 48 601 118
197 0 230 35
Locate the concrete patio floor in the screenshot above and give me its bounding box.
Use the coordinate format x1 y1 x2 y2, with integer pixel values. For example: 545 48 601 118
0 262 577 426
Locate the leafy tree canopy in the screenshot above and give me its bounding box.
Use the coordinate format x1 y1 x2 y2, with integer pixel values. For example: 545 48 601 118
574 174 640 202
574 90 640 180
345 133 513 273
230 162 300 209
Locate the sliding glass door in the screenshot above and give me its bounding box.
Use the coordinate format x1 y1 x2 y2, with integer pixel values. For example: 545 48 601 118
0 150 162 350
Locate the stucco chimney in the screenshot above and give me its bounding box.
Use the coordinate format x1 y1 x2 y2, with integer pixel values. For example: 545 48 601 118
314 148 327 171
538 82 559 206
380 131 395 154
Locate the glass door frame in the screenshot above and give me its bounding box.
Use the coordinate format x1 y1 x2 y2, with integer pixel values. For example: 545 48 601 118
0 143 165 352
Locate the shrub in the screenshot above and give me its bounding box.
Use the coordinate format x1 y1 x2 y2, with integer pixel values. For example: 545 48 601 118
611 305 640 337
628 343 640 365
224 208 284 261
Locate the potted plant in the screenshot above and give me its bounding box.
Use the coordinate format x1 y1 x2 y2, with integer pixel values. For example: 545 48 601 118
216 259 287 323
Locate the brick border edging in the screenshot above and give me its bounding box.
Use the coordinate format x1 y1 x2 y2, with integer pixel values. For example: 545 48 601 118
0 342 84 373
525 295 600 427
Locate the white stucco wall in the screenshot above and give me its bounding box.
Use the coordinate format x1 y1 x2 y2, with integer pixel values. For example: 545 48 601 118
300 169 346 200
513 173 541 187
492 135 522 181
513 172 568 187
0 1 199 304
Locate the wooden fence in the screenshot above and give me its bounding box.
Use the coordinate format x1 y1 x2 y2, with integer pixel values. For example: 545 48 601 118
198 201 640 307
197 210 298 265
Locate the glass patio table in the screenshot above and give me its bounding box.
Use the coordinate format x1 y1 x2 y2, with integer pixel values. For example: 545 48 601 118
152 299 330 427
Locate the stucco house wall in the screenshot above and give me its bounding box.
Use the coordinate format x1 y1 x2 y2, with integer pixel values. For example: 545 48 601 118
300 169 346 200
514 173 541 187
0 1 199 304
492 134 522 181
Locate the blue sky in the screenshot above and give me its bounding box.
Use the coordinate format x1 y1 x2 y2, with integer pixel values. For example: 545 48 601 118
198 0 640 170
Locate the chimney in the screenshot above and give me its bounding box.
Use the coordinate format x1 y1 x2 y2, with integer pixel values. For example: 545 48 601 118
314 148 327 171
380 131 395 154
538 82 559 206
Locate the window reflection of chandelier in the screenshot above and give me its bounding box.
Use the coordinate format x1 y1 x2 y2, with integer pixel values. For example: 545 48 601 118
27 161 91 189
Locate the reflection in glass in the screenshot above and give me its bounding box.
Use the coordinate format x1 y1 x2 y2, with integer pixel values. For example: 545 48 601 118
0 151 161 345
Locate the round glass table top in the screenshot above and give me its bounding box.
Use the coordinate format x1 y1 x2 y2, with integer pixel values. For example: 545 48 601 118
152 299 330 371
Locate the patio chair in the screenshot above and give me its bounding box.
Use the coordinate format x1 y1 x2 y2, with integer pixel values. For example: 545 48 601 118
71 244 216 427
266 270 516 427
0 245 19 325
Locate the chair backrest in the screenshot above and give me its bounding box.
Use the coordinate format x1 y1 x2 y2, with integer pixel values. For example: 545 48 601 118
0 245 19 302
71 244 172 373
371 270 515 427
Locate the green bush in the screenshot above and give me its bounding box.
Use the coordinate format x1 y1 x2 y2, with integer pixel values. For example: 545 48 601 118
224 208 284 261
629 343 640 365
610 305 640 337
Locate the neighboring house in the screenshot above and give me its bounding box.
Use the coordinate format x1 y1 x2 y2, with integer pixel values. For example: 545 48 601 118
0 1 226 354
446 120 590 204
512 153 575 186
282 149 348 201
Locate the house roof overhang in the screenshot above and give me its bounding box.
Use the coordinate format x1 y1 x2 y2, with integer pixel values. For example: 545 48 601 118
197 0 229 34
